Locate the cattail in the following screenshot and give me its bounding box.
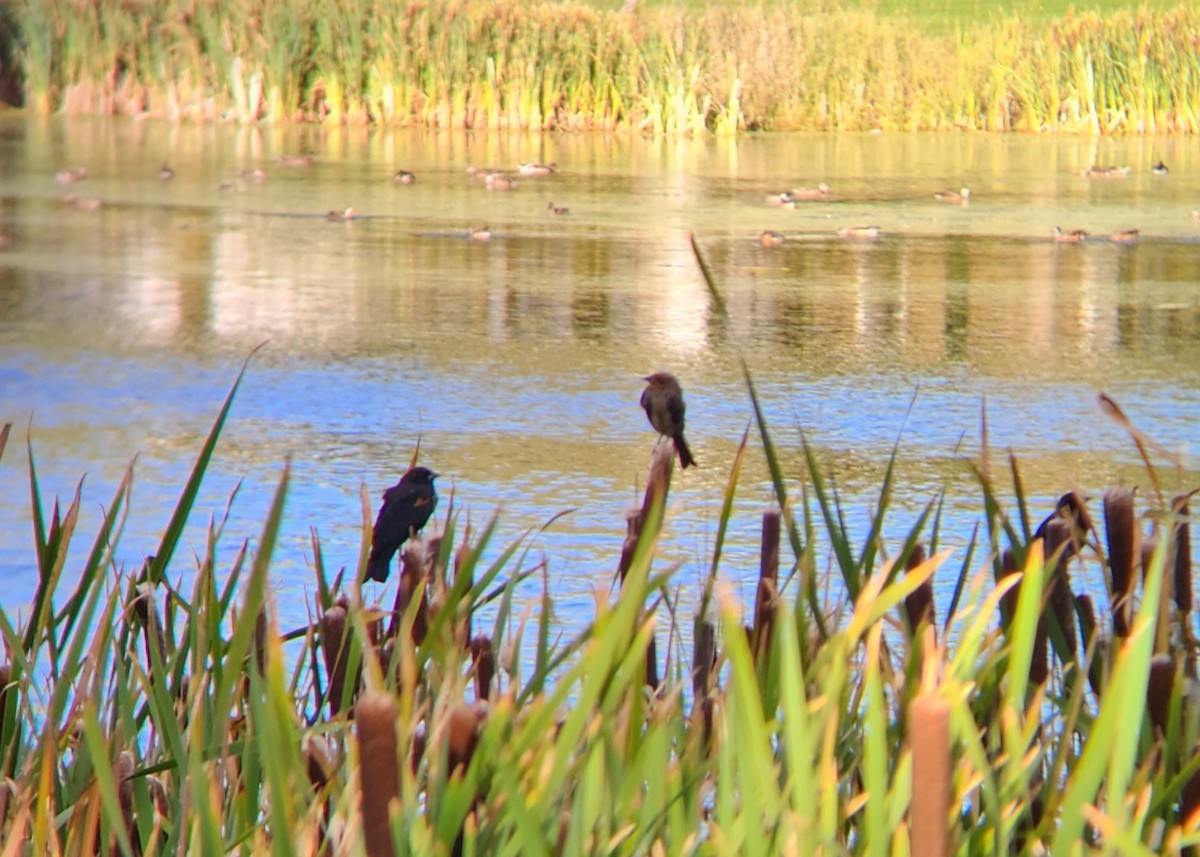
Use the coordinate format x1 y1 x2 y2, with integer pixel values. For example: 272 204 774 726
909 693 951 857
692 620 716 700
751 511 781 664
253 608 268 676
999 549 1047 685
445 702 485 776
321 600 353 716
391 544 429 645
903 543 934 633
1042 518 1078 659
1105 488 1139 637
304 735 338 857
469 635 494 701
1146 654 1176 735
111 750 138 857
356 692 401 857
1174 496 1192 614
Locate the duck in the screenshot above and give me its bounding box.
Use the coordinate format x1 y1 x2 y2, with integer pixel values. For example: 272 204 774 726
789 182 831 199
279 154 315 167
1053 226 1088 243
1077 165 1130 180
933 187 970 204
325 207 357 222
547 202 570 215
239 168 268 182
838 225 882 239
1152 160 1169 175
393 170 415 184
765 192 796 209
158 163 174 181
1108 228 1139 243
55 167 87 184
64 195 102 212
466 165 504 180
485 173 518 190
759 230 786 247
517 162 558 176
469 226 493 241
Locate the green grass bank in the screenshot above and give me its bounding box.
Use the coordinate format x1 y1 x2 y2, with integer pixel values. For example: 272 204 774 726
2 0 1200 133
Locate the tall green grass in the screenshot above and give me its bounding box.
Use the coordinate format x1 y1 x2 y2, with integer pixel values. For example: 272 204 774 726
1 304 1198 854
4 0 1200 133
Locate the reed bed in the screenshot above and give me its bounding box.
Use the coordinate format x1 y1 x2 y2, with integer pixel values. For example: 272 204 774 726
0 335 1198 854
4 0 1200 133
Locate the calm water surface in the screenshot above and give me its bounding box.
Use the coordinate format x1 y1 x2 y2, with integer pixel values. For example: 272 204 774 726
1 117 1198 637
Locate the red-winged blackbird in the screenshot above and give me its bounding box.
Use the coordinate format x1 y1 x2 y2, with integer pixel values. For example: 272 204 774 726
640 372 695 469
364 467 438 583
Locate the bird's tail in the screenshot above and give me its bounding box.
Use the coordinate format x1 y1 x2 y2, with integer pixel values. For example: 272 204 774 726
364 549 392 583
674 434 696 469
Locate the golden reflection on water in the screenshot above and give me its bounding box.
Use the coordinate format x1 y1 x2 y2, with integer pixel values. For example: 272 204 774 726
0 117 1198 633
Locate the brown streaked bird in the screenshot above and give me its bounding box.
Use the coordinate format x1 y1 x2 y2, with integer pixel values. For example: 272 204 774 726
326 207 357 222
641 372 695 469
55 166 87 184
158 163 175 181
485 173 518 190
469 226 493 241
789 182 831 199
1109 228 1139 244
365 467 439 583
1077 165 1130 179
518 162 558 176
933 187 970 204
547 201 570 215
1053 226 1088 243
759 230 785 248
394 169 415 184
64 195 102 212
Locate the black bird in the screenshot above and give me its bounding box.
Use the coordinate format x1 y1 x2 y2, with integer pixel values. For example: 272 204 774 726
641 372 696 468
365 467 438 582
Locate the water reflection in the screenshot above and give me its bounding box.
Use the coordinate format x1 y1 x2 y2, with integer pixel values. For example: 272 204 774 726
0 118 1198 640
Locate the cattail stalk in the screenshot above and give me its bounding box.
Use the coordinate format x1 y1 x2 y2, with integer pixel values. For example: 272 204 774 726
909 693 951 857
356 692 401 857
1105 488 1139 638
751 510 780 665
903 543 934 633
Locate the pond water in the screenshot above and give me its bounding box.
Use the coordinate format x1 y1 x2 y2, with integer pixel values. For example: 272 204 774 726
1 116 1198 641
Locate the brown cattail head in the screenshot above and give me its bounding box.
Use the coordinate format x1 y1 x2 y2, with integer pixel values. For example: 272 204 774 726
903 543 935 633
321 601 352 716
356 692 401 857
751 511 781 664
445 702 486 776
691 620 717 700
0 662 10 718
1174 495 1193 614
909 693 951 857
469 635 495 702
1042 519 1078 658
1075 593 1097 650
1146 654 1176 736
393 543 429 645
253 608 268 676
304 734 338 792
1105 488 1139 637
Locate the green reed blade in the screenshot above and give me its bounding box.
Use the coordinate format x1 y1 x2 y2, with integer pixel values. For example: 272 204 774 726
150 344 263 585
